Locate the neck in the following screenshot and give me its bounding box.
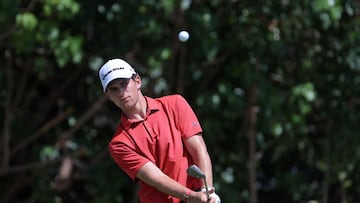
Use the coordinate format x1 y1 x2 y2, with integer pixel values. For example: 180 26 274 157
123 94 147 121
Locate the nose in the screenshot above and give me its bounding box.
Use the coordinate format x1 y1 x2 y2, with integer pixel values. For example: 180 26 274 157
116 87 126 97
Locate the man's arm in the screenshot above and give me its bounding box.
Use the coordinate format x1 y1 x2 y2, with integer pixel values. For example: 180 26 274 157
136 161 211 202
184 134 214 188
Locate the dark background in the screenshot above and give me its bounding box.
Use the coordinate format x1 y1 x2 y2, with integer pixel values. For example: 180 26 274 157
0 0 359 202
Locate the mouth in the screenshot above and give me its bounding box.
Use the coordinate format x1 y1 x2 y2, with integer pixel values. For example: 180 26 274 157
120 96 129 102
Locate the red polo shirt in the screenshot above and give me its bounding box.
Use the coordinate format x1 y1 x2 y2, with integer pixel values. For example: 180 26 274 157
109 94 203 203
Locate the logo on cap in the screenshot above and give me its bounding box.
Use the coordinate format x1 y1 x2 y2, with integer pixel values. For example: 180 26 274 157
102 67 125 80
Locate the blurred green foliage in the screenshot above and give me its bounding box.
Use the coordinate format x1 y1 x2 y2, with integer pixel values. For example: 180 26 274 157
0 0 359 202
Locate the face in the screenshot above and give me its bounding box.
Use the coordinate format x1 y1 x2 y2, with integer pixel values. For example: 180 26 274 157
105 75 142 110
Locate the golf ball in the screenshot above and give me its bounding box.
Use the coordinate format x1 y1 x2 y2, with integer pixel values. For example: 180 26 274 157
178 31 190 42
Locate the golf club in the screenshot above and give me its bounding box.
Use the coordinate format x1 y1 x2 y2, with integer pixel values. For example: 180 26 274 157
187 165 210 200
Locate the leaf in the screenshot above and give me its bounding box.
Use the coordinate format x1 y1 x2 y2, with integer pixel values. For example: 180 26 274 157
16 12 38 30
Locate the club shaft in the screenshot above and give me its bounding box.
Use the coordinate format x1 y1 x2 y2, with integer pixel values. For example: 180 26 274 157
187 165 210 200
203 177 210 200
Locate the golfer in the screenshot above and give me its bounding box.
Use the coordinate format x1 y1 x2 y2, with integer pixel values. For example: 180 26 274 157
98 58 220 203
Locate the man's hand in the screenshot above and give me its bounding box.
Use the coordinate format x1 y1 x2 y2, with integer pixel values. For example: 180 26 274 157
188 190 220 203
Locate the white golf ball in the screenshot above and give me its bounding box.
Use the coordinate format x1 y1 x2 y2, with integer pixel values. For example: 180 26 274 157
178 30 190 42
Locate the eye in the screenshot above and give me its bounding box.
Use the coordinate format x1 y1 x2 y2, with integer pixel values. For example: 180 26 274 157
107 79 131 92
120 81 128 87
120 79 131 88
107 86 118 92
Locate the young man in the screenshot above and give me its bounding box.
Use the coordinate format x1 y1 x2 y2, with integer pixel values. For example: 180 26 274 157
99 58 220 203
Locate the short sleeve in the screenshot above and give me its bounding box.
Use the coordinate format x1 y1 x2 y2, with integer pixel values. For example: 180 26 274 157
173 95 203 139
109 139 149 180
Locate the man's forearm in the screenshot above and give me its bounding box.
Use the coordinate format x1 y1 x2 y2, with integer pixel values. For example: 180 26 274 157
136 162 192 201
137 164 212 203
185 135 214 187
192 148 214 187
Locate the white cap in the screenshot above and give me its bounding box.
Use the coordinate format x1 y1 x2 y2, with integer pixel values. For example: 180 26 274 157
98 58 136 92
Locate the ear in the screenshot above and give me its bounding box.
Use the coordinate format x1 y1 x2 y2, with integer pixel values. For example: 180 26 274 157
134 75 142 89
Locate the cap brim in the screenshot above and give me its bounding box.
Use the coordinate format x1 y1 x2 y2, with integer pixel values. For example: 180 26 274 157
102 72 133 91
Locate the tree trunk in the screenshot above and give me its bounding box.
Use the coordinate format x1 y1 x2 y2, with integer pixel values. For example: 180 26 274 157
246 85 258 203
322 121 332 203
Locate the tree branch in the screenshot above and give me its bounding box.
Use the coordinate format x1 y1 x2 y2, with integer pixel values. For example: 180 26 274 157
0 174 32 203
0 0 38 43
56 95 108 147
322 120 333 203
14 58 32 108
246 85 259 203
0 159 56 176
28 66 85 128
196 54 228 92
2 50 13 170
10 107 74 157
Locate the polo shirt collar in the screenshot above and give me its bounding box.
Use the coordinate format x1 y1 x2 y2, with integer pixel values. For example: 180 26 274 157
120 96 160 128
